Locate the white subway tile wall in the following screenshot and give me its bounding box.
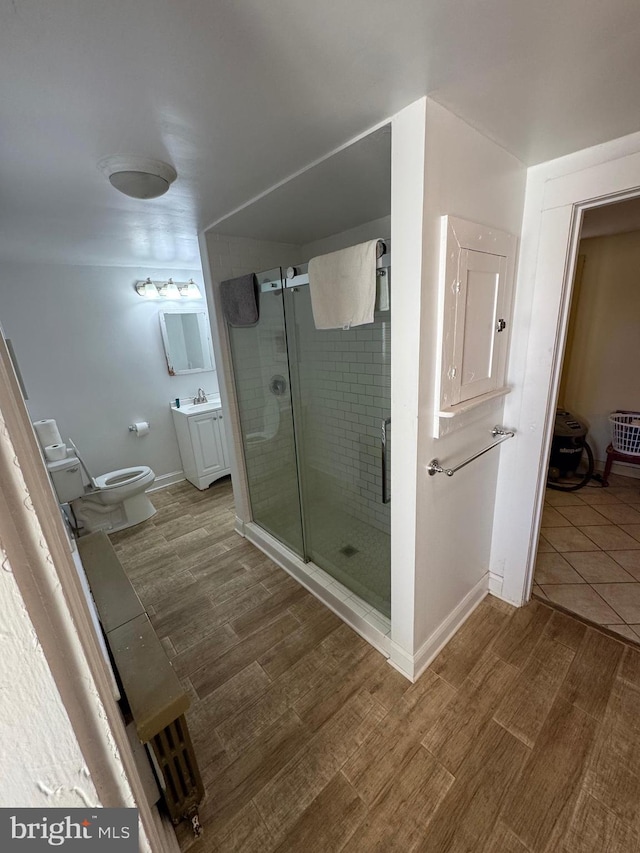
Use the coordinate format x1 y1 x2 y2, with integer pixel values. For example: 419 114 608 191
293 295 391 538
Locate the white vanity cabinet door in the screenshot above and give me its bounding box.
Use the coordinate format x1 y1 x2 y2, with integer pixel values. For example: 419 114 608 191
171 403 231 489
188 411 227 477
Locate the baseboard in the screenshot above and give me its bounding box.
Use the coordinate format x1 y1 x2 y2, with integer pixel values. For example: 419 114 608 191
489 571 503 597
411 572 490 682
147 471 185 491
594 458 640 481
388 642 415 681
234 515 246 536
607 460 640 480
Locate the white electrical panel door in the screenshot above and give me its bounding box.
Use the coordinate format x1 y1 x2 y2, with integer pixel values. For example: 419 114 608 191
453 249 507 404
435 215 517 436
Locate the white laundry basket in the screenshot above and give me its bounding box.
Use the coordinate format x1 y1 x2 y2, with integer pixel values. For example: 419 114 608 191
609 411 640 456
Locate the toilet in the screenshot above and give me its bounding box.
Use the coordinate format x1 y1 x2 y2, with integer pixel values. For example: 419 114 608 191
47 450 156 534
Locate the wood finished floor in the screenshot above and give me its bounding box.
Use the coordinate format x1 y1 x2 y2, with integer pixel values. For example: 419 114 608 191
110 479 640 853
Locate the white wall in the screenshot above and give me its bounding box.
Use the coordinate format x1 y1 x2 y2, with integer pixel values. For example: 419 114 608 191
412 100 526 660
0 546 100 807
388 99 427 669
299 216 391 261
0 262 215 483
561 231 640 463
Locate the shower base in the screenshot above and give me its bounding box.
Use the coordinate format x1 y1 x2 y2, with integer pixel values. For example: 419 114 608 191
257 497 390 618
236 519 392 658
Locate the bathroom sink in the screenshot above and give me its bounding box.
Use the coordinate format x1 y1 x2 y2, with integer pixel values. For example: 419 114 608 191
173 399 221 416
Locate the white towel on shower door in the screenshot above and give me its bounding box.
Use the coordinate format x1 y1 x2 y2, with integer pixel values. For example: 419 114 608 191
308 239 380 330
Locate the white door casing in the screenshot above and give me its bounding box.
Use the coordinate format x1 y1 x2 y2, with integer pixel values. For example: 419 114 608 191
0 331 178 851
493 135 640 606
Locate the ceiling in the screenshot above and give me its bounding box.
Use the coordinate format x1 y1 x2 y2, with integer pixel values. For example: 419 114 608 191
1 0 640 269
215 126 391 246
581 197 640 240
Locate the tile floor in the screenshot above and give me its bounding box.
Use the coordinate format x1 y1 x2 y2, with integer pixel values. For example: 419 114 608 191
533 471 640 643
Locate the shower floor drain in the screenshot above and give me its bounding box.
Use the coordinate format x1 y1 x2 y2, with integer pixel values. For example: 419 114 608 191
339 545 359 558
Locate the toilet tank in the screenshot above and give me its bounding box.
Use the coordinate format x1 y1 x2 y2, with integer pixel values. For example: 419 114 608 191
48 456 85 503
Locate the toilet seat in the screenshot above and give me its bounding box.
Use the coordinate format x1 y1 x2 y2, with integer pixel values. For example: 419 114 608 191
94 466 151 490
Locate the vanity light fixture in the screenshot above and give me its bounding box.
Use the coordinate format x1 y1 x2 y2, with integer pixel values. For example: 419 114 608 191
134 278 203 300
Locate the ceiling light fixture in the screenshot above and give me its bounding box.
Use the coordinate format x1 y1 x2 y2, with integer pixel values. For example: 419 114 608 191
99 155 177 199
135 278 203 300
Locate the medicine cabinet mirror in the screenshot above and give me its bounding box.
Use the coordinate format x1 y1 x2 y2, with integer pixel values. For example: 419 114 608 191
159 311 215 375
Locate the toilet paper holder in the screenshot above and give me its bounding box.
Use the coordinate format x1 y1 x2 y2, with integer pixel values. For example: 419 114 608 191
128 421 151 434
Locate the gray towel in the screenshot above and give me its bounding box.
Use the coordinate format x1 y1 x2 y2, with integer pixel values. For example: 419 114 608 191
220 274 259 326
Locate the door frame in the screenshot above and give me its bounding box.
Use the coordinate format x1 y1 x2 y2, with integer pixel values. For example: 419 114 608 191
0 332 178 852
494 133 640 606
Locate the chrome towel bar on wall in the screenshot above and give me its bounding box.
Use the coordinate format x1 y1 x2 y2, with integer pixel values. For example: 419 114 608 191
427 426 515 477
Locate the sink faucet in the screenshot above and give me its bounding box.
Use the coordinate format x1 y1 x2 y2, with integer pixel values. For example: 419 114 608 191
194 388 207 404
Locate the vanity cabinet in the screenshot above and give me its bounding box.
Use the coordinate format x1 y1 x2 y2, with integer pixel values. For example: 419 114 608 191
171 401 231 490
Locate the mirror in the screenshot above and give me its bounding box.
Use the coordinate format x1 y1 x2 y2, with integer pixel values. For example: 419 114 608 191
159 311 215 375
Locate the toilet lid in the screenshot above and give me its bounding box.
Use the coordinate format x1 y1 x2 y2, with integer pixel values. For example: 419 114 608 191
94 466 151 490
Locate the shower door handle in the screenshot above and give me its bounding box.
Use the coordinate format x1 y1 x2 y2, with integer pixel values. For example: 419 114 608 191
381 417 391 504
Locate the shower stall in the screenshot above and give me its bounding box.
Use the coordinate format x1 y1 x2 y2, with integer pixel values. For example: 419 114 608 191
226 255 391 618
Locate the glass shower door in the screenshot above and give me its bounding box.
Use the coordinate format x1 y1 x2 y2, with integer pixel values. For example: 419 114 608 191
284 284 391 616
227 270 305 557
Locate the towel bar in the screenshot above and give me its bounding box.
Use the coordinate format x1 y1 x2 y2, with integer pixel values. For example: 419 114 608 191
427 426 515 477
284 240 390 286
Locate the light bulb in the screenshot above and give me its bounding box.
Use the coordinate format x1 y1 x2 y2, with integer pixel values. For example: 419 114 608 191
158 278 181 300
135 278 159 299
181 279 202 299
